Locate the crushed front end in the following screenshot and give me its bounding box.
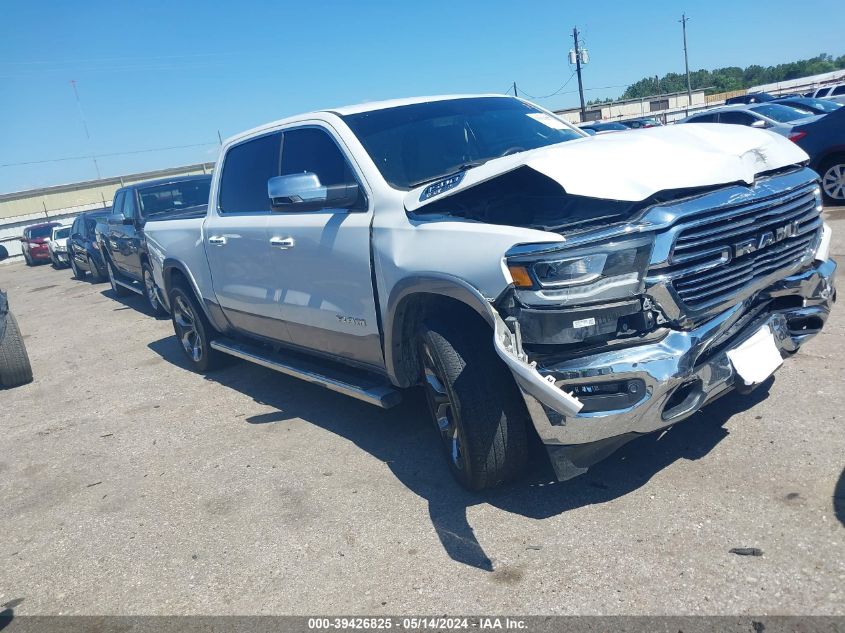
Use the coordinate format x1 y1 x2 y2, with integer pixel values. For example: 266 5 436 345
493 167 837 481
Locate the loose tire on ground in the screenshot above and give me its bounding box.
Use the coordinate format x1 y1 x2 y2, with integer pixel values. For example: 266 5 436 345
168 284 224 372
418 316 529 490
0 312 34 388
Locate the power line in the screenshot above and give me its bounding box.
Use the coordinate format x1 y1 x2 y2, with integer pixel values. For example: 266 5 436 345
0 142 219 169
518 70 577 100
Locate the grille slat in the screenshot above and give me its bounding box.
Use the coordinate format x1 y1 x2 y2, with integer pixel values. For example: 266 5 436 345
664 182 821 311
674 205 818 253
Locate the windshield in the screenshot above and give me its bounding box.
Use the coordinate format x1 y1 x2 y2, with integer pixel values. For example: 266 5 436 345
138 178 211 217
26 225 52 239
53 227 70 239
341 97 583 189
751 103 815 123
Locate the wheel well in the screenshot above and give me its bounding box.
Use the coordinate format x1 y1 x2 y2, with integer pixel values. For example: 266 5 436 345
164 266 189 296
819 151 845 170
390 293 493 388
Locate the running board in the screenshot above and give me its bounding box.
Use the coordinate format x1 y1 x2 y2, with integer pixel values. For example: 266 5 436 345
113 277 143 295
209 338 402 409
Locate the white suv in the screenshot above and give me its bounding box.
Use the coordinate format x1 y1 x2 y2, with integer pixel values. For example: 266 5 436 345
47 224 71 268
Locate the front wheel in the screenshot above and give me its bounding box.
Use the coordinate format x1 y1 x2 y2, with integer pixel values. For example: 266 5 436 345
418 317 529 490
88 256 106 282
23 252 33 266
168 285 223 372
107 261 131 297
70 256 84 280
0 312 34 388
142 263 166 316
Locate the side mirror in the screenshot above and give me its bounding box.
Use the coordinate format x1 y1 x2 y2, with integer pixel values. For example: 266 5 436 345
268 173 360 212
0 245 8 261
750 119 768 128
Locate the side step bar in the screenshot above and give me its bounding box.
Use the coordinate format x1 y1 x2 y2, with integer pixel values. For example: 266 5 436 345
112 276 143 295
209 338 402 409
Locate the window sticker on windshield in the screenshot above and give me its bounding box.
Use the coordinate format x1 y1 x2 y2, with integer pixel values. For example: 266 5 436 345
419 171 465 201
527 112 569 130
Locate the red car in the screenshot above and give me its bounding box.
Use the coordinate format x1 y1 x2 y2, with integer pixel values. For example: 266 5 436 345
20 222 61 266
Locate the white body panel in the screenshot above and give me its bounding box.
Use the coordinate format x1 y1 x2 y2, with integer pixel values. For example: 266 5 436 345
145 94 812 380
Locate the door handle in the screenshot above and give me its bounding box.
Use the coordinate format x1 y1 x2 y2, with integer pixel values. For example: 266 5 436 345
270 237 295 249
208 235 227 246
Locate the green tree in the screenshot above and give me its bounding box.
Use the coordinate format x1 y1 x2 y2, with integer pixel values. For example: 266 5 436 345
617 53 845 100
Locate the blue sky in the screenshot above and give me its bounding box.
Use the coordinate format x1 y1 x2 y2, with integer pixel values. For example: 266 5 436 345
1 0 841 193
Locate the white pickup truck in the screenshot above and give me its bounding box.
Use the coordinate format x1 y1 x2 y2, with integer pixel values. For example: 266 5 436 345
145 94 836 489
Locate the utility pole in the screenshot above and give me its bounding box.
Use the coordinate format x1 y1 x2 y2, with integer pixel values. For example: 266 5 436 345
512 81 518 97
680 14 693 106
572 27 586 121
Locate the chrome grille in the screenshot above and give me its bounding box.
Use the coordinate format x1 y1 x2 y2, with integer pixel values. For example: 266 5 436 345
667 181 822 310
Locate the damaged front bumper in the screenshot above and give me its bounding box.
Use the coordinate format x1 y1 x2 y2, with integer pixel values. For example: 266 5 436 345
494 257 837 481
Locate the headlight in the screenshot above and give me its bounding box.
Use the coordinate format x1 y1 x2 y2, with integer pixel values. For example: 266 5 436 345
507 235 654 306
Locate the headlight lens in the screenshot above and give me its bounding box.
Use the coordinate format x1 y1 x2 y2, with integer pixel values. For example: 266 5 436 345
507 235 653 306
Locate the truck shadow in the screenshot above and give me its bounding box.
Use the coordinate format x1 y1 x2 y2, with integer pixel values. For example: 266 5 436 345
148 335 773 572
99 288 167 318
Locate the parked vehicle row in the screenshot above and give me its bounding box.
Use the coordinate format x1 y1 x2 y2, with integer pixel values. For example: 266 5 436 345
12 94 838 491
97 175 211 315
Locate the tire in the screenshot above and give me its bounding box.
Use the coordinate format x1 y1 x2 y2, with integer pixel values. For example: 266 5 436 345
70 256 84 280
107 260 131 297
88 256 106 282
24 251 33 266
819 156 845 205
168 284 223 372
142 262 166 316
418 316 529 490
0 312 34 388
50 254 58 268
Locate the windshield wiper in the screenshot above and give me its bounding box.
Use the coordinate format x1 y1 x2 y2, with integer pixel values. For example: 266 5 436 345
408 160 489 189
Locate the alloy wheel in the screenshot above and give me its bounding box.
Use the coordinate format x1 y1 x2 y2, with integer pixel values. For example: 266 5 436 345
421 343 464 470
822 163 845 201
173 295 202 362
144 268 159 312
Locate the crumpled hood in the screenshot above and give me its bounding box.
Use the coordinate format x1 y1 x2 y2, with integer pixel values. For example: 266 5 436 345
405 124 809 211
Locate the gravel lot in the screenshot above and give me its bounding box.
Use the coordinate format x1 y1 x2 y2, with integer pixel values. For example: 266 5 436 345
1 210 844 616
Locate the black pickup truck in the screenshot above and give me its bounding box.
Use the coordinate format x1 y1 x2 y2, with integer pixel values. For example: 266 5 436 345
96 175 211 314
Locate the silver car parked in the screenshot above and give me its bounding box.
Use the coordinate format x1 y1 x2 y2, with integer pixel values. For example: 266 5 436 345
679 103 822 139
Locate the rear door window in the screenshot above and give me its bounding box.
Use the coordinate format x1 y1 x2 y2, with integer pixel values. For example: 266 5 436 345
832 86 845 96
689 113 718 123
218 133 282 214
718 111 756 126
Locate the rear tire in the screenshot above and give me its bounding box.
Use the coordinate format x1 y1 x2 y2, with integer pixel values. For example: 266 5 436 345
142 262 166 316
168 284 223 372
418 316 529 490
0 312 33 388
820 156 845 205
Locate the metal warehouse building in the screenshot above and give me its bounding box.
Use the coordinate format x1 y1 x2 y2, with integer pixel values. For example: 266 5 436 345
0 162 213 259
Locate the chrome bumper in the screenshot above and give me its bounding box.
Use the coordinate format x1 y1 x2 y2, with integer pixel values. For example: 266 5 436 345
494 258 836 480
